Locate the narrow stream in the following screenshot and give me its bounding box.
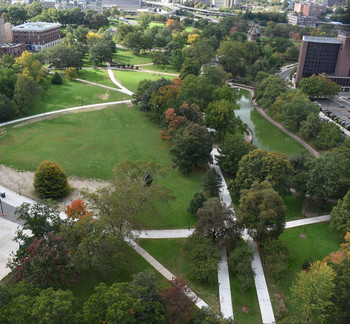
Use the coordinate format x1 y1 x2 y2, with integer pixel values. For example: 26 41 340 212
235 89 303 156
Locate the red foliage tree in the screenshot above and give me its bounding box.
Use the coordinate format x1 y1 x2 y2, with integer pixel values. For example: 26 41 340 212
160 277 197 323
65 199 92 221
159 108 186 141
14 233 76 289
166 19 182 31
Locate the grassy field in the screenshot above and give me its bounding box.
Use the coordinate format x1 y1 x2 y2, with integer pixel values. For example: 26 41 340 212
113 48 153 65
70 244 160 302
114 70 176 92
0 104 203 228
29 76 129 116
77 69 119 89
266 223 341 317
138 238 220 313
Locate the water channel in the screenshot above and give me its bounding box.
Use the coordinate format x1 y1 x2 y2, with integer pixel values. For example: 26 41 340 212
235 89 303 156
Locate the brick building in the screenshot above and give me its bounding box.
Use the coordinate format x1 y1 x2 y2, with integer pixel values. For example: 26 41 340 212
296 33 350 92
294 2 326 17
288 13 317 27
0 43 26 58
12 22 61 52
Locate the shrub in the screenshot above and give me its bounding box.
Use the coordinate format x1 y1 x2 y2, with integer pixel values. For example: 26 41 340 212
34 160 70 199
185 234 220 284
51 72 62 85
188 191 207 215
64 67 78 81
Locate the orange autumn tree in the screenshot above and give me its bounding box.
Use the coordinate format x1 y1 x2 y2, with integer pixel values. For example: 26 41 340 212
65 199 92 220
159 108 186 141
166 19 182 32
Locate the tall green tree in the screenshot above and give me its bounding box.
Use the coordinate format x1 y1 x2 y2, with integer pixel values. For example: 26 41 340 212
170 123 213 174
238 181 286 241
0 94 14 122
330 188 350 236
202 169 222 197
12 74 37 114
89 41 113 66
291 261 335 323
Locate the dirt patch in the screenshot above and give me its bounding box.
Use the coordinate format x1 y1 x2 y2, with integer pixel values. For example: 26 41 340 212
300 234 307 239
0 164 110 212
242 307 250 314
98 90 110 100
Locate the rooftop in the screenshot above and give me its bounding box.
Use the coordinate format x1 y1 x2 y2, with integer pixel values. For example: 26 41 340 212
12 22 60 32
303 35 342 44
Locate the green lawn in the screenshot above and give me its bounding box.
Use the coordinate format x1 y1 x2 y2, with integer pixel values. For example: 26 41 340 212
141 64 179 74
138 238 220 313
149 22 165 28
113 48 153 65
70 244 158 302
29 76 129 116
82 56 107 68
114 70 176 92
77 69 119 89
283 195 304 221
0 105 203 228
266 223 342 317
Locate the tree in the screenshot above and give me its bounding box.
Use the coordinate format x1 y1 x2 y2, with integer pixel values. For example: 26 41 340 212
14 234 75 289
299 74 341 98
170 123 213 174
238 181 286 241
0 94 14 122
315 122 343 150
152 51 169 66
306 151 350 200
330 189 350 236
261 238 289 282
170 49 185 71
83 281 165 323
49 45 83 70
205 99 241 138
188 192 207 215
31 288 81 323
82 160 173 239
8 5 27 25
195 197 242 247
160 278 197 324
228 242 255 292
179 57 201 79
217 133 254 177
34 160 70 199
300 112 322 140
51 72 62 85
217 40 246 78
89 41 113 66
185 234 220 284
64 67 78 81
291 261 335 323
255 75 287 109
16 51 46 83
232 149 292 198
202 169 222 197
202 65 228 87
65 199 92 220
188 33 200 44
12 74 37 115
0 67 17 98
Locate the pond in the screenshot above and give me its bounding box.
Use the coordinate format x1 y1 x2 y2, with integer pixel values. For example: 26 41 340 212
235 89 303 156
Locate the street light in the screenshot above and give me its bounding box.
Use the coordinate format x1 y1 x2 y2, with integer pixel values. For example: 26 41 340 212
0 192 6 216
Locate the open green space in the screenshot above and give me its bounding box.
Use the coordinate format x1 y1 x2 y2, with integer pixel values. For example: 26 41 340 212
113 48 153 65
235 90 303 156
114 70 175 92
230 275 262 324
141 64 179 74
82 56 107 68
0 104 202 228
77 69 119 89
29 76 129 116
71 244 158 302
138 238 220 312
266 223 342 316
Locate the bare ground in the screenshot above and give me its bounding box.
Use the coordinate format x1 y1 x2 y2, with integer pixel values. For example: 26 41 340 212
0 164 109 211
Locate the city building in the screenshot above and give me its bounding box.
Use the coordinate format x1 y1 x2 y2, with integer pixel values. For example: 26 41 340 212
103 0 141 9
247 24 260 42
288 13 317 27
12 22 61 52
0 43 26 58
296 33 350 92
0 19 13 45
294 2 326 17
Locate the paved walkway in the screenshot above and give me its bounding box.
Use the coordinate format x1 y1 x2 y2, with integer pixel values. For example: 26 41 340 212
286 215 330 228
107 64 134 96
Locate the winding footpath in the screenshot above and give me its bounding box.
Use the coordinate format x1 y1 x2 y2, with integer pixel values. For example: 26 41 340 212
0 69 333 323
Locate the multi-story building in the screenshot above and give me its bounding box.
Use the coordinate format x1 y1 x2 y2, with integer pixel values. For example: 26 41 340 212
12 22 61 52
288 13 317 27
296 33 350 92
0 43 26 58
294 2 326 17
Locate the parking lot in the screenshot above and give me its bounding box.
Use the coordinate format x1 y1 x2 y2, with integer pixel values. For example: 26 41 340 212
315 96 350 130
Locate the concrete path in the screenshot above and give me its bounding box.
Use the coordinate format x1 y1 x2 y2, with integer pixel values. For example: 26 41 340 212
286 215 330 228
107 64 134 96
247 237 275 324
137 68 179 77
130 241 208 309
0 100 132 128
138 229 193 239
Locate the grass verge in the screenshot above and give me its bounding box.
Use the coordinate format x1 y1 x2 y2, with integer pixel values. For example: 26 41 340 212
113 48 153 65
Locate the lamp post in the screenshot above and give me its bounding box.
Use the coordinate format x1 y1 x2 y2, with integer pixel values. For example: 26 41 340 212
0 196 4 216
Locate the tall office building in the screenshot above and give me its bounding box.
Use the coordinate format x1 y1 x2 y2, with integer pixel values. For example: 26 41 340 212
296 33 350 92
